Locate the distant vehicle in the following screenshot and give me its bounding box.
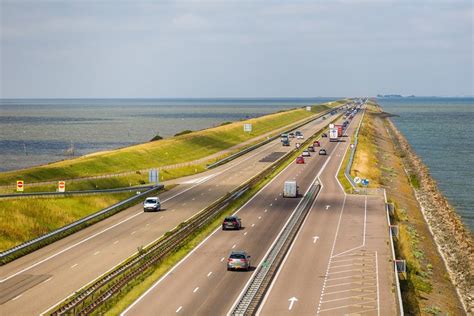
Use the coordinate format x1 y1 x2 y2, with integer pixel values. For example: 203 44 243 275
313 141 320 147
307 145 315 152
321 133 328 138
283 180 298 198
222 215 242 230
329 127 338 142
296 156 305 164
302 150 310 157
319 149 327 155
295 131 304 139
143 197 161 212
295 142 301 148
288 132 295 138
322 116 326 120
282 139 290 146
281 133 289 142
227 251 251 271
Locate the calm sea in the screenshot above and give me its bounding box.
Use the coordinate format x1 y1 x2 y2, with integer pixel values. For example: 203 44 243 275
378 97 474 231
0 98 337 171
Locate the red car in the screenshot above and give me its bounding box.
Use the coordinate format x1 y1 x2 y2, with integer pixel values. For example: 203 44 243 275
296 156 305 164
313 141 320 147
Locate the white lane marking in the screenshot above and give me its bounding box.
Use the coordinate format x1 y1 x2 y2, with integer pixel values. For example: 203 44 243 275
123 147 301 316
43 277 53 284
325 205 330 210
318 300 377 313
244 232 248 236
221 257 225 262
93 251 100 256
326 274 376 282
321 292 374 303
288 297 298 310
146 223 150 227
12 294 23 301
207 272 213 277
313 236 319 243
269 203 273 206
131 231 136 235
264 209 268 213
327 268 363 275
176 306 182 313
258 216 262 220
113 240 119 245
376 251 380 316
70 264 78 269
251 224 255 227
192 198 195 201
323 285 376 296
274 198 277 201
232 244 236 249
193 287 199 293
159 216 164 219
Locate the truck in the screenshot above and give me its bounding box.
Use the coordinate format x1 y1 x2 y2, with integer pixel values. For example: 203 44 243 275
283 180 298 198
329 127 339 142
335 124 343 137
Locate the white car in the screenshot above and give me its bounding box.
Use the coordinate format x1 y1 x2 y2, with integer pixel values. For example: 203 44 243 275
295 131 304 139
143 197 161 212
302 150 311 157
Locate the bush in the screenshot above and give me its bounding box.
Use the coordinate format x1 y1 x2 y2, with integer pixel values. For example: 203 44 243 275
174 130 193 137
150 135 163 142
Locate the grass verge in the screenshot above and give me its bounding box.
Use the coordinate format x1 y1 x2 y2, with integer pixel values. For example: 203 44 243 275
0 102 343 186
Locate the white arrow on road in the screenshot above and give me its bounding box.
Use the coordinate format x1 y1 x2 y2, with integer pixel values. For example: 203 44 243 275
325 205 330 210
313 236 319 243
288 297 298 310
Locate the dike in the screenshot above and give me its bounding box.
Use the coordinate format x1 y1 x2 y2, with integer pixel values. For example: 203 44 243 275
385 117 473 313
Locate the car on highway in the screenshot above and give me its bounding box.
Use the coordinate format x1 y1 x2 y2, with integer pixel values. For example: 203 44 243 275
282 139 290 146
319 149 327 155
227 251 251 271
222 215 242 230
307 145 315 152
302 150 310 157
143 197 161 212
288 132 295 138
321 133 327 137
313 140 320 147
295 131 303 139
296 156 305 164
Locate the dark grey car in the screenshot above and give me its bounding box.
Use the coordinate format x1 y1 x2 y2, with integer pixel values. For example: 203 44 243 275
227 251 251 271
222 216 242 230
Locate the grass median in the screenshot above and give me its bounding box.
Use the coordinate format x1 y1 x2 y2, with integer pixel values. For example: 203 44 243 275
0 102 343 188
0 192 134 252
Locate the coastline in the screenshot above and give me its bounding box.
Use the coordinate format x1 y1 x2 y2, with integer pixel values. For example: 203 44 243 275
385 117 473 313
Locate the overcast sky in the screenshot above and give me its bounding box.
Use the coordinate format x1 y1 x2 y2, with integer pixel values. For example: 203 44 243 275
1 0 473 98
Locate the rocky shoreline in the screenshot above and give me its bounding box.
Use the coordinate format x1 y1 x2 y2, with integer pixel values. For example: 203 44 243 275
386 118 473 313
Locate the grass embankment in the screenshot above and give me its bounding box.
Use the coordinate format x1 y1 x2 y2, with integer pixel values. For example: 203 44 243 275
0 102 342 192
93 117 334 315
0 192 133 251
350 100 463 314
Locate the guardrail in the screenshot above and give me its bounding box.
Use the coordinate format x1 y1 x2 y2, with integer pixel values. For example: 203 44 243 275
206 105 344 169
0 185 156 199
48 112 334 316
231 180 321 315
344 109 365 189
0 185 163 264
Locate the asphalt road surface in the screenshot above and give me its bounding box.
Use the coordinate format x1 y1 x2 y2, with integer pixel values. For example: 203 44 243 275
0 108 341 315
121 107 395 316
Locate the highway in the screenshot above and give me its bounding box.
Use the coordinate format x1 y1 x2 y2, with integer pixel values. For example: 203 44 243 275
256 117 396 315
0 107 340 315
121 105 395 315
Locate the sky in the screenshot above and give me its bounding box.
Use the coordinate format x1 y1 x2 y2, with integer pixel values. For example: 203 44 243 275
1 0 473 98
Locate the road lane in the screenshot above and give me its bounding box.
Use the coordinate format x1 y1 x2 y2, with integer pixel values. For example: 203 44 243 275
257 107 396 315
0 107 342 315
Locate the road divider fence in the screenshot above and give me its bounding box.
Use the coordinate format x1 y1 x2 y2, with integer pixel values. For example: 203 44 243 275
0 185 163 264
231 179 321 315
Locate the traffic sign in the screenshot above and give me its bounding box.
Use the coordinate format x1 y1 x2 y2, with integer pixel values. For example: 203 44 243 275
306 106 311 111
58 181 66 192
243 123 252 132
362 179 369 186
16 180 24 192
354 177 361 184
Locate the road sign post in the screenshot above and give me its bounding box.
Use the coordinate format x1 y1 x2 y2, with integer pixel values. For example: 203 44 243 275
149 169 159 184
58 181 66 192
16 180 24 192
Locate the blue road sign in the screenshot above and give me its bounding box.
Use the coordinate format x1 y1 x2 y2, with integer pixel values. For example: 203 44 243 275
361 179 369 186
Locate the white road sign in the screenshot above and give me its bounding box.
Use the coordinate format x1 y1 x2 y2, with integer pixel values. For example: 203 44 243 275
354 176 361 184
243 123 252 132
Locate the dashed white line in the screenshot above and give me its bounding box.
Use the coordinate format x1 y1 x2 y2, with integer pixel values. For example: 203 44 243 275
251 224 255 227
207 272 213 277
113 240 119 245
258 216 262 220
176 306 182 313
93 251 100 256
193 287 199 293
70 264 78 269
131 231 136 235
42 277 52 284
244 232 248 236
264 209 268 213
220 257 225 262
159 216 164 219
12 294 23 301
232 244 236 249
